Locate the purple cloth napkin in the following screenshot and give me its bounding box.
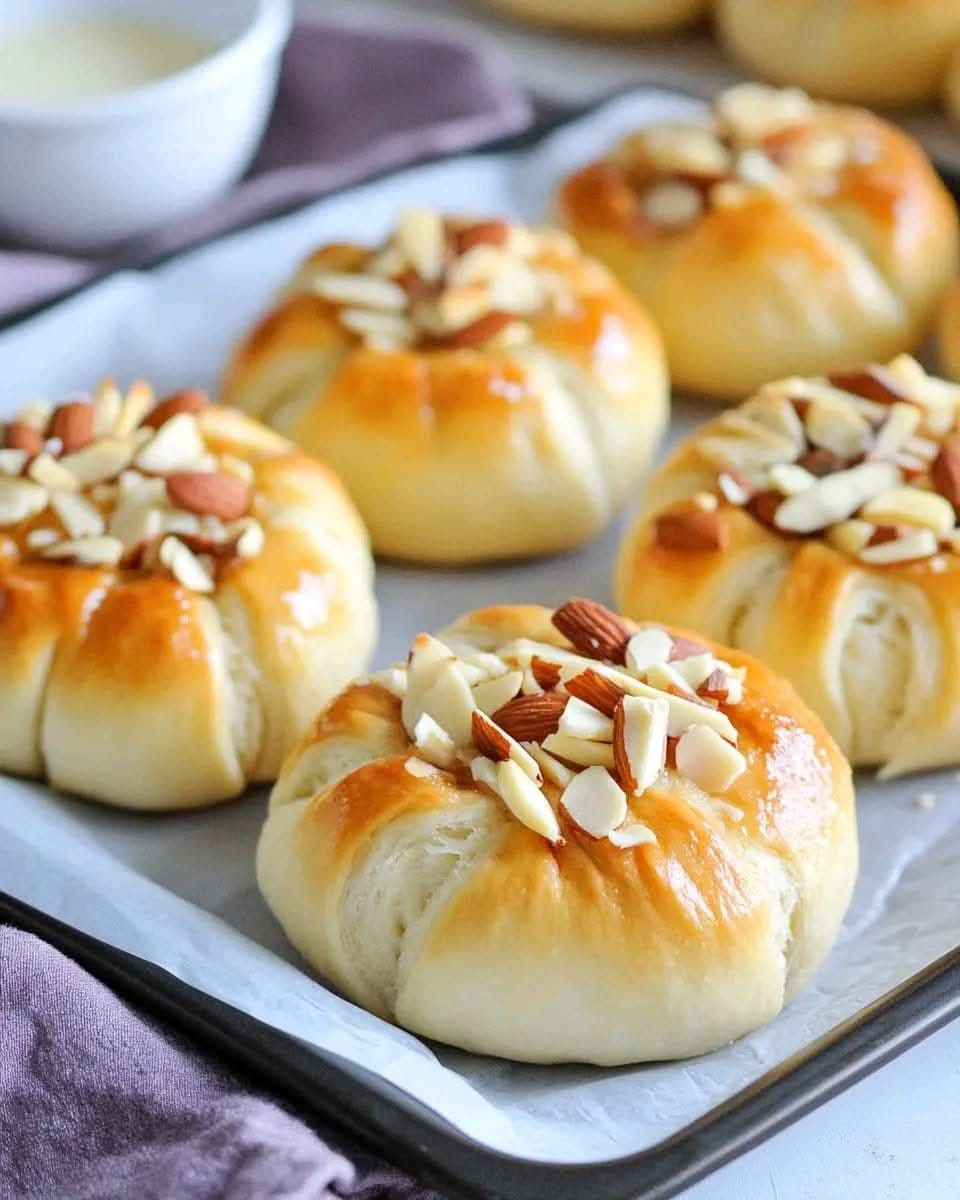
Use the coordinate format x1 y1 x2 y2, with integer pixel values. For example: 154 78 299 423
0 926 444 1200
0 14 531 319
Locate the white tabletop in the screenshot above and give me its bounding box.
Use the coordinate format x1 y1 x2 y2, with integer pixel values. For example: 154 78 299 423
309 3 960 1193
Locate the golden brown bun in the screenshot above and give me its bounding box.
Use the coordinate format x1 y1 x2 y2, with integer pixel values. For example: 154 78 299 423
482 0 708 34
716 0 960 106
257 602 856 1065
0 400 376 810
615 357 960 776
221 215 668 564
937 279 960 381
945 43 960 126
557 85 959 399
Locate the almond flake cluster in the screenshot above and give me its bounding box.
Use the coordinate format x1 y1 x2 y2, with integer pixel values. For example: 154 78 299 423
611 83 875 232
0 381 265 592
654 357 960 567
372 598 748 847
294 207 578 354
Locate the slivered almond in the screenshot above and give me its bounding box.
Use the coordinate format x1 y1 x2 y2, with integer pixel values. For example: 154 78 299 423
699 669 732 702
826 518 874 556
654 505 728 551
159 534 215 592
143 389 209 429
614 693 669 795
530 655 561 690
829 367 910 407
676 724 747 792
472 709 511 761
860 486 955 536
564 667 626 717
523 742 576 788
43 534 124 567
49 402 94 454
0 449 27 476
115 382 155 436
0 477 48 525
551 597 631 664
558 697 613 742
397 208 447 282
717 469 755 506
541 733 615 768
471 669 523 715
453 219 510 255
4 422 44 456
491 692 567 742
797 447 846 477
668 635 709 661
62 437 134 485
412 713 456 768
166 471 250 521
50 491 104 539
495 759 562 843
774 461 900 533
28 452 77 492
134 413 205 474
858 529 938 564
625 627 674 673
428 310 514 349
932 438 960 513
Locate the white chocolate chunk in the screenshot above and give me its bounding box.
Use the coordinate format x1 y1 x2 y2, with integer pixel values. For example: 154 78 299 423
676 724 747 792
560 766 627 838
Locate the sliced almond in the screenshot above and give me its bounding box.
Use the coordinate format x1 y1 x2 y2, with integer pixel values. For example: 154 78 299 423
61 437 135 485
25 527 59 550
43 534 123 567
670 652 716 690
50 492 104 540
491 691 567 741
471 710 541 781
523 742 576 788
932 438 960 513
676 724 747 792
871 403 920 460
495 759 562 843
774 461 900 533
49 401 95 454
557 697 613 742
396 208 446 282
641 180 703 228
608 823 657 849
470 754 501 793
858 529 939 564
402 634 454 735
134 414 205 475
0 448 28 476
715 83 814 143
559 766 626 839
410 656 477 747
92 381 123 435
625 628 674 674
654 505 728 551
411 712 456 769
234 518 265 559
645 661 699 698
717 470 755 506
541 733 615 768
28 453 78 492
564 667 627 717
768 463 817 496
614 693 669 795
314 272 407 311
551 597 631 664
0 477 48 525
112 381 155 436
632 124 731 178
804 399 872 460
860 487 955 537
735 148 790 193
826 519 875 557
159 535 215 593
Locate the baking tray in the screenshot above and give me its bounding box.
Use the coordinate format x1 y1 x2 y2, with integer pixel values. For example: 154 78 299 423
1 85 960 1198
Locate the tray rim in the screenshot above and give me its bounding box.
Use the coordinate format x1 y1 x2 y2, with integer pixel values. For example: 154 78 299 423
1 81 960 1199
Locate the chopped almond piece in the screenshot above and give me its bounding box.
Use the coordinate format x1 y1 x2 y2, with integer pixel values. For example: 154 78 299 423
613 694 669 795
559 766 627 839
676 724 746 792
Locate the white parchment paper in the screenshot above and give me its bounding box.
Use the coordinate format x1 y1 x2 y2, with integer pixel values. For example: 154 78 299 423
1 89 958 1165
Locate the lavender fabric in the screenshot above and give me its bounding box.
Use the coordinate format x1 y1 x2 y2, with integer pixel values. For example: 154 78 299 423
0 15 531 319
0 927 445 1200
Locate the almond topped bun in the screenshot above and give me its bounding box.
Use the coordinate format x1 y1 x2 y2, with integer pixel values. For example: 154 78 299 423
616 357 960 777
221 209 668 564
256 598 856 1065
716 0 960 107
557 84 959 400
479 0 708 34
0 381 376 810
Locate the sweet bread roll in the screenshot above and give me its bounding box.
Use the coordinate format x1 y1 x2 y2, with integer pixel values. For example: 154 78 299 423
716 0 960 106
481 0 708 34
945 43 960 126
616 356 960 776
557 84 958 399
0 381 376 810
257 597 856 1065
221 210 668 563
937 279 960 382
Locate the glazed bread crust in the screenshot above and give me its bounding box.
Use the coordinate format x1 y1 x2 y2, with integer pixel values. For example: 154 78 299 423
557 91 958 399
482 0 708 34
716 0 960 106
257 604 856 1065
222 222 668 563
938 279 960 382
615 361 960 775
0 405 376 810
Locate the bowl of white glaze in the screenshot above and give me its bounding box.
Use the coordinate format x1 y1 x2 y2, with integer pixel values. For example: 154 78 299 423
0 0 292 252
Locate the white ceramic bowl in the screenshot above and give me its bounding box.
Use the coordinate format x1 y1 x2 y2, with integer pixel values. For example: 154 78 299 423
0 0 292 252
